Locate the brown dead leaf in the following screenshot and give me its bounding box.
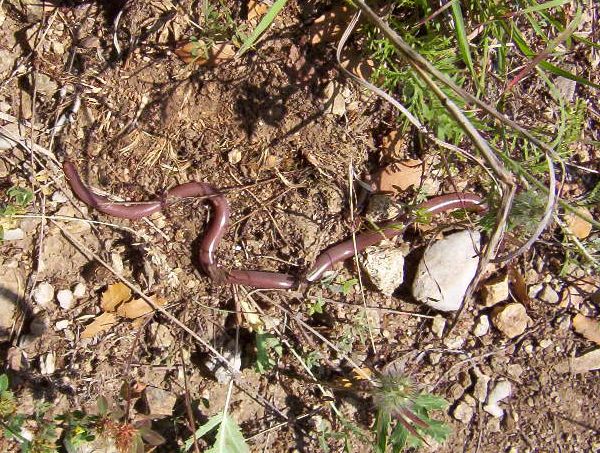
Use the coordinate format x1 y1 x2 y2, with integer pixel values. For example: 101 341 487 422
247 0 269 21
380 130 409 159
309 5 352 45
372 160 424 193
340 54 375 80
175 40 235 66
101 282 132 312
564 208 593 239
508 265 530 306
116 296 166 320
573 314 600 345
81 312 118 339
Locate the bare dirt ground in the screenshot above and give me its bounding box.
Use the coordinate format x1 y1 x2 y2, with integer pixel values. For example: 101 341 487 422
0 1 599 452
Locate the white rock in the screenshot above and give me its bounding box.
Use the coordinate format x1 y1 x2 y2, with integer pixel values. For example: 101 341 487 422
51 191 69 203
473 314 490 337
40 351 56 375
55 320 70 331
443 336 465 349
111 252 124 275
2 228 25 241
528 283 543 299
33 282 54 307
453 401 474 424
227 149 242 164
56 289 74 310
488 380 512 403
73 282 86 299
539 339 553 350
431 315 446 338
483 403 504 418
412 230 481 312
360 245 405 296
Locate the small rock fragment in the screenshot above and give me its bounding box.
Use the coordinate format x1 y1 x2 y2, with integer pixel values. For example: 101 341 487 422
491 303 531 338
472 368 490 403
443 336 465 349
40 351 56 375
483 379 512 418
73 282 86 299
431 315 446 338
556 349 600 374
227 149 242 164
539 339 553 350
538 284 559 304
453 401 474 424
56 289 74 310
148 323 175 349
54 320 70 331
51 191 69 203
412 230 481 312
33 282 54 307
473 314 490 337
528 283 543 299
428 352 442 365
365 194 402 223
481 274 509 307
0 268 22 340
2 228 25 241
144 387 177 417
360 245 405 296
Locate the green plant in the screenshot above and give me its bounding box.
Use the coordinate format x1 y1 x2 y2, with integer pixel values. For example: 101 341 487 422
183 412 249 452
254 332 283 373
0 186 33 239
373 374 450 451
0 375 163 453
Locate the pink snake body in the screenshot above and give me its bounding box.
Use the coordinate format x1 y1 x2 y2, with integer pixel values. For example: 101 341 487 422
63 161 486 289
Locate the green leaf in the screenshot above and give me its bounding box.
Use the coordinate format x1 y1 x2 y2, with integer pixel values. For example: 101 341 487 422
237 0 288 56
308 298 325 316
450 0 474 78
206 414 249 453
255 333 282 373
0 374 8 393
519 0 571 14
7 186 33 207
183 413 223 452
412 393 449 411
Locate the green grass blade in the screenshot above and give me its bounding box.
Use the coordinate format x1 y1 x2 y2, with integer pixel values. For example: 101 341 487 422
510 22 600 90
237 0 288 56
450 1 475 78
519 0 571 14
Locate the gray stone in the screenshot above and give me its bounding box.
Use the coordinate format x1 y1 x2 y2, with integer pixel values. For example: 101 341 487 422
144 386 177 417
472 368 490 403
412 230 481 312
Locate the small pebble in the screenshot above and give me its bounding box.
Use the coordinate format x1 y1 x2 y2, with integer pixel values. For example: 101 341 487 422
453 401 474 424
51 191 69 203
33 282 54 307
429 352 442 365
56 289 74 310
481 274 509 307
55 320 70 331
484 379 512 418
528 283 543 299
2 228 25 241
473 314 490 337
431 315 446 338
491 303 531 338
538 339 553 350
73 282 86 299
538 284 559 304
472 368 490 403
227 149 242 164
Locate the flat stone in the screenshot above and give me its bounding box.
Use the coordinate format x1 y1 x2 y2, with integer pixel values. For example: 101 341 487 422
360 244 405 296
431 315 446 338
73 282 86 299
144 386 177 417
412 230 481 312
472 368 490 403
556 349 600 374
2 228 25 241
491 303 531 338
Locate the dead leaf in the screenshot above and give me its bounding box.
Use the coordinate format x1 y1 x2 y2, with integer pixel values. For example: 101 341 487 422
116 296 166 320
81 312 118 339
309 5 352 45
340 55 375 80
508 265 530 306
101 282 132 312
175 40 235 66
247 0 269 21
373 160 424 193
573 314 600 345
564 208 593 239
